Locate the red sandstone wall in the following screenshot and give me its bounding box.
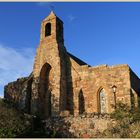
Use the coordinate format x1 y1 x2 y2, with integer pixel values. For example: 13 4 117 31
68 62 132 115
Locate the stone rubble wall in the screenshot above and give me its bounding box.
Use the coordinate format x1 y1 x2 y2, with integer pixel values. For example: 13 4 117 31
4 77 28 105
4 74 33 112
44 114 113 138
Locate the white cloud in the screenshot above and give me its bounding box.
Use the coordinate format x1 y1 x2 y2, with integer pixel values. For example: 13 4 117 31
0 44 35 97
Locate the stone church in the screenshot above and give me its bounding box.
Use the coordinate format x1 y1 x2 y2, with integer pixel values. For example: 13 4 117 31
4 11 140 119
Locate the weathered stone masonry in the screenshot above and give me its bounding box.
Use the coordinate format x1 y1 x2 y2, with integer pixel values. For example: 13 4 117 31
4 11 140 119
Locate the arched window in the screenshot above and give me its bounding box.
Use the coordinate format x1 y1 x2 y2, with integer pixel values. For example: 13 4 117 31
45 23 51 37
99 89 108 113
78 89 85 114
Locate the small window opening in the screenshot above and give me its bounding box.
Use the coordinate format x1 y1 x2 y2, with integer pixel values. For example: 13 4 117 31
45 23 51 37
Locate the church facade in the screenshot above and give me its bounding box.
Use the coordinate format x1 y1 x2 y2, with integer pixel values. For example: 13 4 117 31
4 11 140 119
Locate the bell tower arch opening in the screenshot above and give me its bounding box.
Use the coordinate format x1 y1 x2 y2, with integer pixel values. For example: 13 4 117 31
39 63 52 119
40 11 64 42
45 23 51 37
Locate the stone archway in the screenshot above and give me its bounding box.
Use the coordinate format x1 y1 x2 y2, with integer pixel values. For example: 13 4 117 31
99 89 108 113
39 63 52 119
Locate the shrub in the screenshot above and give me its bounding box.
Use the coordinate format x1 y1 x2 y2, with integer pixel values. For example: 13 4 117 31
102 101 140 138
0 98 32 138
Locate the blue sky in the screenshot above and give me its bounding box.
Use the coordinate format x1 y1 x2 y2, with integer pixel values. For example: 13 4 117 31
0 2 140 97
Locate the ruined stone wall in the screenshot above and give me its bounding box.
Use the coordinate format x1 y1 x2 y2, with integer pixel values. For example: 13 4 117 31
4 77 27 104
82 64 131 113
44 114 113 138
67 63 131 115
4 75 33 113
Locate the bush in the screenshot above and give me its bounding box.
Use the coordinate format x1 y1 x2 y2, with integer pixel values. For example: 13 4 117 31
0 98 62 138
102 101 140 138
0 98 32 138
110 102 131 121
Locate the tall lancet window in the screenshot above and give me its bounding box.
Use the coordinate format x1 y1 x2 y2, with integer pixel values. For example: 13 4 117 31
99 89 108 113
45 23 51 37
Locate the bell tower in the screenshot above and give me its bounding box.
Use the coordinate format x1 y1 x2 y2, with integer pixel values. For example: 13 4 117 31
40 11 64 43
31 11 67 118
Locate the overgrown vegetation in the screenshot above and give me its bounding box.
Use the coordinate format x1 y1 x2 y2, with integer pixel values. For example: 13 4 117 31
0 98 33 138
0 98 61 138
102 102 140 138
1 97 140 138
